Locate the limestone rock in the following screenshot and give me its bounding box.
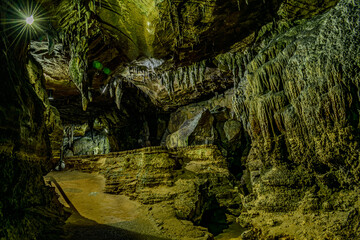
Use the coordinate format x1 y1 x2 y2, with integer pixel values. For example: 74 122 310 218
231 0 360 238
27 58 64 164
33 0 337 113
166 109 215 148
174 180 205 221
65 145 241 239
0 37 67 239
224 120 242 142
63 126 110 156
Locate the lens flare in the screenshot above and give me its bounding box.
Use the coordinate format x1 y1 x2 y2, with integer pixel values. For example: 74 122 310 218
26 15 34 25
1 0 49 47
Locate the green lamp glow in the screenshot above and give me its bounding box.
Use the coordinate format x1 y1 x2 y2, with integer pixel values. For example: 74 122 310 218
103 67 111 75
93 61 103 70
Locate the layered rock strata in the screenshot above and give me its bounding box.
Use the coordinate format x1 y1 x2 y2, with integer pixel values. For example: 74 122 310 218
65 145 242 239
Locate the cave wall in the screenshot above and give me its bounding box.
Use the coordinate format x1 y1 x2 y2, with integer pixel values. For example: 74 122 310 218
62 122 110 156
0 34 66 240
230 0 360 238
144 0 360 238
9 0 359 238
26 57 64 163
163 90 250 180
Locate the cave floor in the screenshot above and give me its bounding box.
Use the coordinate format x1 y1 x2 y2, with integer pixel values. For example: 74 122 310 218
45 171 169 240
45 170 245 240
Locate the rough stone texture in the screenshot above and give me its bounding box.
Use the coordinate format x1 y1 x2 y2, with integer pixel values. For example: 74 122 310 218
3 0 359 238
224 120 242 142
65 145 241 239
165 90 249 179
166 109 215 148
71 133 110 156
32 0 337 113
26 57 64 163
0 32 67 239
63 122 110 156
30 41 77 98
229 0 360 239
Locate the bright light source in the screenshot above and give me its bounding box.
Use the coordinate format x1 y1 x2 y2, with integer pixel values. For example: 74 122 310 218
1 1 49 47
26 15 34 25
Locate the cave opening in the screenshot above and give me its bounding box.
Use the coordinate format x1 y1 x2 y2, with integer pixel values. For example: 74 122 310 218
199 198 228 236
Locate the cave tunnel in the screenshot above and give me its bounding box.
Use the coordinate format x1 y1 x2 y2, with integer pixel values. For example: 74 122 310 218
1 0 360 239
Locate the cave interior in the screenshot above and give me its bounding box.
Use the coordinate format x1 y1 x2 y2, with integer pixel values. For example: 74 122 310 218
0 0 360 239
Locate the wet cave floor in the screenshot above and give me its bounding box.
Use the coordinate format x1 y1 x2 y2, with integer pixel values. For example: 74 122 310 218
45 171 244 240
45 171 169 240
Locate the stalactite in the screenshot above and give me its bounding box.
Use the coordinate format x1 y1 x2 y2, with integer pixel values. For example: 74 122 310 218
189 66 195 88
199 60 206 83
70 125 74 147
183 69 188 88
82 94 88 111
77 0 81 20
115 80 123 110
193 64 198 86
61 0 96 112
88 91 93 102
109 84 113 98
85 11 90 36
178 67 184 87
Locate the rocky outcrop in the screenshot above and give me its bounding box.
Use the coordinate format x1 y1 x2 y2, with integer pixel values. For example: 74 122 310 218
26 57 64 163
166 109 215 148
164 90 249 180
0 34 67 239
31 0 338 114
229 0 360 239
65 145 241 239
62 122 110 156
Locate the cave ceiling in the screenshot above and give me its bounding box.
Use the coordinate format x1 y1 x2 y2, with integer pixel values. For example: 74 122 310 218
30 0 338 121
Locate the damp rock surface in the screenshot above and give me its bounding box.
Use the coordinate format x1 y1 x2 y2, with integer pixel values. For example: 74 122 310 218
65 145 241 239
45 171 169 240
1 0 360 239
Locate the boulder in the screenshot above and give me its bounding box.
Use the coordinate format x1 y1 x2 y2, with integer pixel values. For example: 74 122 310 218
224 120 242 142
166 109 214 148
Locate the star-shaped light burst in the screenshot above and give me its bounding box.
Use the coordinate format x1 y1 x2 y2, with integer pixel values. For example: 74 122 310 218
26 15 35 25
1 0 48 46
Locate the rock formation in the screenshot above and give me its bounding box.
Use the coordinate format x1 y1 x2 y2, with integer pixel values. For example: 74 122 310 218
1 0 360 239
65 145 241 239
0 29 67 239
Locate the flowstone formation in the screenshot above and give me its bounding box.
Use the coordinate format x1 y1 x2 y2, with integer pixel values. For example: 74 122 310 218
2 0 360 239
62 121 110 157
231 1 360 239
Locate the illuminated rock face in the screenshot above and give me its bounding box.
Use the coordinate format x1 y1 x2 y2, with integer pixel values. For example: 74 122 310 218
1 0 360 239
233 1 360 239
34 0 338 111
65 145 241 239
0 40 67 239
